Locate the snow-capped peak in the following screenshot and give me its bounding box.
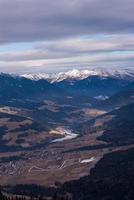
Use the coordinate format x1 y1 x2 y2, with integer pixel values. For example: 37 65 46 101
50 69 99 83
21 73 50 81
20 69 99 82
20 68 134 83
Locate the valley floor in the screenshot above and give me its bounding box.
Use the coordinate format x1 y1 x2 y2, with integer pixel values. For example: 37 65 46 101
0 127 134 187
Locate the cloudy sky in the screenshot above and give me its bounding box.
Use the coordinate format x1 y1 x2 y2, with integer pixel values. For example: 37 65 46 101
0 0 134 73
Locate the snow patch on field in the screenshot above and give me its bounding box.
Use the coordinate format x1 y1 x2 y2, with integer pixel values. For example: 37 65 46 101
51 128 78 143
79 157 95 164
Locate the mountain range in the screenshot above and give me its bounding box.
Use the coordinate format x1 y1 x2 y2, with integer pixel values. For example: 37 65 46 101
21 68 134 82
0 68 134 199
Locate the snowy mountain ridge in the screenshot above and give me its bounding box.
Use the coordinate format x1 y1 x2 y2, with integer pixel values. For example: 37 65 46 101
20 68 134 83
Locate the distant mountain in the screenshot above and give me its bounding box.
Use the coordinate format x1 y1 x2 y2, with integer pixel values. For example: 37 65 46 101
0 73 65 105
99 81 134 109
0 70 133 111
20 68 134 98
55 75 131 97
21 69 100 82
21 68 134 83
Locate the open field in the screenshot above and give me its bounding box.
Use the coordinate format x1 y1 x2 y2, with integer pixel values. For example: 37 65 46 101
0 124 134 187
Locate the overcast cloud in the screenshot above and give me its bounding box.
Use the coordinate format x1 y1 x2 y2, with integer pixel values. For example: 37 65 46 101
0 0 134 72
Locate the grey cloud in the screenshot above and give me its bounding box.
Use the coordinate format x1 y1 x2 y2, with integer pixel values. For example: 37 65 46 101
0 0 134 43
0 49 134 73
0 35 134 62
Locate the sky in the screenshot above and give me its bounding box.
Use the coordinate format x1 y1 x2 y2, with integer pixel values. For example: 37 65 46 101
0 0 134 74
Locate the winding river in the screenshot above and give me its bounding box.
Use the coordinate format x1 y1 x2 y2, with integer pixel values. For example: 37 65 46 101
51 129 78 143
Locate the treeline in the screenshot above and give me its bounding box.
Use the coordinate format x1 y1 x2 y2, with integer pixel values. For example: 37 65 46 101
0 193 73 200
0 191 73 200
